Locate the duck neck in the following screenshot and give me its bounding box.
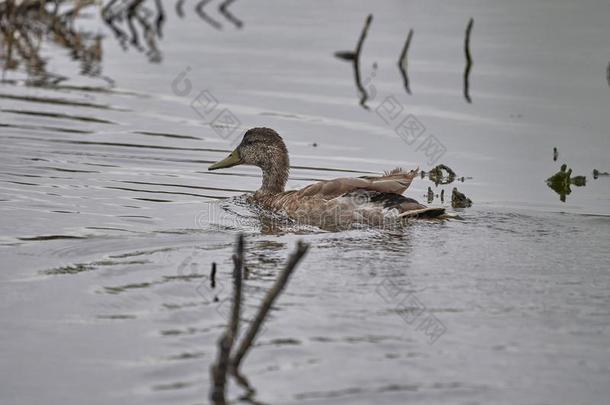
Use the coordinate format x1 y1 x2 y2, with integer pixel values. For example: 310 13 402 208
258 154 289 195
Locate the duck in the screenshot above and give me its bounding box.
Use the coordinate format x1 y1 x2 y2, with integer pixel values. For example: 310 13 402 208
208 127 445 229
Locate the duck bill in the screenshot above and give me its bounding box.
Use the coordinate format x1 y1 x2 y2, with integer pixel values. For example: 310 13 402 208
208 150 242 171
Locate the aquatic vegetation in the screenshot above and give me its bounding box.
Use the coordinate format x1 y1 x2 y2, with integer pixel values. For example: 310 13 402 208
546 164 572 202
1 0 241 85
420 165 468 205
451 187 472 208
571 175 586 187
0 0 104 84
427 164 456 185
546 164 587 202
593 169 609 179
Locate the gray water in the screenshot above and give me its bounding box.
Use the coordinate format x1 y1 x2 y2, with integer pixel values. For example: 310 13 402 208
1 1 609 404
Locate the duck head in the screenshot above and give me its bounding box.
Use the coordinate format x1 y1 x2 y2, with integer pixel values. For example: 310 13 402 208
208 127 290 194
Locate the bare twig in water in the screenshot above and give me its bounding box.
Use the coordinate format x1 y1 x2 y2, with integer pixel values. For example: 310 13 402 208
209 235 309 403
132 3 162 62
100 0 164 61
196 0 221 30
334 14 373 109
231 241 309 372
463 18 474 103
102 0 129 48
153 0 164 37
398 29 413 94
175 0 186 18
210 333 231 405
210 262 217 288
219 0 242 29
229 235 244 340
427 186 434 203
210 234 244 405
334 50 355 61
354 14 373 109
126 0 145 49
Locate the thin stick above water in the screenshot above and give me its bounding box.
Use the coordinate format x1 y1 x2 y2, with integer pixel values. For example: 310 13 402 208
231 241 309 371
463 18 474 103
354 14 373 109
175 0 186 17
210 234 244 405
210 262 217 288
398 29 414 95
195 0 221 30
219 0 242 29
229 236 244 340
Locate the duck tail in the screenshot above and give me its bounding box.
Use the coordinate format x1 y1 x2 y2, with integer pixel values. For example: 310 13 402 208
382 167 419 177
369 167 419 194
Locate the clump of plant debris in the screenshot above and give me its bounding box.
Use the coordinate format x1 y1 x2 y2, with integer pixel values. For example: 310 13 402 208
426 164 456 185
546 164 587 202
451 187 472 208
593 169 609 179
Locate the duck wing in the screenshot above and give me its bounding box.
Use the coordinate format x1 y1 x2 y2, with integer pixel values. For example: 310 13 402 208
295 167 419 200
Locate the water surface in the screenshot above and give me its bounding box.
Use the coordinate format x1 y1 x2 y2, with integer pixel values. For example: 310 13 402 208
1 1 609 404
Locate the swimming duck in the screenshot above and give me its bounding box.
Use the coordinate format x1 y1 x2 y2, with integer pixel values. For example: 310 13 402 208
208 128 444 229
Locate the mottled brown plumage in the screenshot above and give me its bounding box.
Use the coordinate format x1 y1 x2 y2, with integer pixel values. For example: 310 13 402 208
209 128 444 228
